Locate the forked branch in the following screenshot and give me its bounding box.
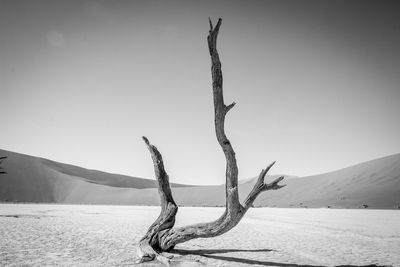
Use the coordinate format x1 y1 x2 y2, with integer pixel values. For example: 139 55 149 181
244 161 286 210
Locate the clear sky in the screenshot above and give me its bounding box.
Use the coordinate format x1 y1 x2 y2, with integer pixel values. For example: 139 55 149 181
1 0 400 185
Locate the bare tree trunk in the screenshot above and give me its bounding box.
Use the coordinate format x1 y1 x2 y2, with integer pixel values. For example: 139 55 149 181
136 18 285 264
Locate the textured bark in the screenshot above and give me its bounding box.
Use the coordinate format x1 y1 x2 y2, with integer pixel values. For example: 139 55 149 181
135 137 178 263
136 18 285 264
243 161 285 211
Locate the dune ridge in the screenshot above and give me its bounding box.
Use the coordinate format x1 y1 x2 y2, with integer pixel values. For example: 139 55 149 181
0 149 399 209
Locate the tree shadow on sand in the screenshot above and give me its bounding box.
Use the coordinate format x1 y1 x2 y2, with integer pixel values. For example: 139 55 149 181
172 248 388 267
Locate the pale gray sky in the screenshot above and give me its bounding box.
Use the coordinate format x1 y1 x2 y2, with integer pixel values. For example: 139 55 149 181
1 0 400 185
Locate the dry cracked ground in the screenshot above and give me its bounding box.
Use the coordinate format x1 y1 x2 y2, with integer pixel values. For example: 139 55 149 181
0 204 399 266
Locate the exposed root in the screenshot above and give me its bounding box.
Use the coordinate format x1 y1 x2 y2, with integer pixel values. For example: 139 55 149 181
135 243 173 265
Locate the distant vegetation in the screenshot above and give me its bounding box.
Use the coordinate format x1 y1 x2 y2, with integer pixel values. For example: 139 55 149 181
0 156 6 174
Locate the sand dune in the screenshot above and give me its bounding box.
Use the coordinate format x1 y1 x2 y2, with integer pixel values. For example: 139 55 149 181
0 149 399 208
0 149 188 205
241 153 400 209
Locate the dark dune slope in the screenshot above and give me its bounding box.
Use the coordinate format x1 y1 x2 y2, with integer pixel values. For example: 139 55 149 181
0 149 188 204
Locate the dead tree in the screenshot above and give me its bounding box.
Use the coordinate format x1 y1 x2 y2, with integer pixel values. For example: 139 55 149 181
136 18 286 264
0 156 6 174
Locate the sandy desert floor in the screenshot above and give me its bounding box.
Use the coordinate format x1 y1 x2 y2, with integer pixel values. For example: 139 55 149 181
0 204 399 266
